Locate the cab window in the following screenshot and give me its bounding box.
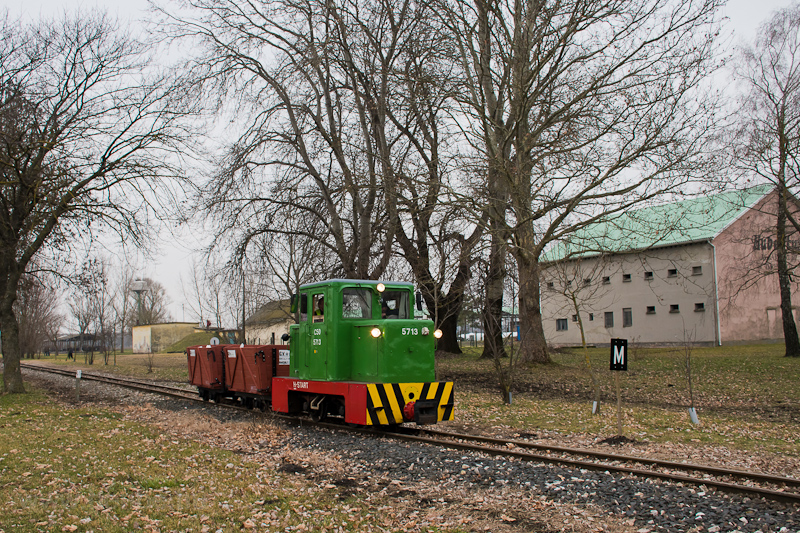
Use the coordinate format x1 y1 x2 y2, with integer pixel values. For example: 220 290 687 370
342 288 372 319
312 293 325 322
294 292 308 322
381 291 410 319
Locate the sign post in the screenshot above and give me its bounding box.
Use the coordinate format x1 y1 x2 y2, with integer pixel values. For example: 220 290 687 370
75 370 82 402
609 339 627 436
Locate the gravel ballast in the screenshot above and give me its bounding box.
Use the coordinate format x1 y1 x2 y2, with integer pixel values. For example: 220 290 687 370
290 425 800 533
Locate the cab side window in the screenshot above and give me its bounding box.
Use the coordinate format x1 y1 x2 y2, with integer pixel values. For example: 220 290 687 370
312 294 325 322
297 292 308 322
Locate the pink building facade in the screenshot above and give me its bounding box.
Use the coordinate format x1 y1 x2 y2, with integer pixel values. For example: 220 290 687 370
541 186 800 346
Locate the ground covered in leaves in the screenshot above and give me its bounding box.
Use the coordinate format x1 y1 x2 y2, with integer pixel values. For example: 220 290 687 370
0 372 642 533
3 343 800 532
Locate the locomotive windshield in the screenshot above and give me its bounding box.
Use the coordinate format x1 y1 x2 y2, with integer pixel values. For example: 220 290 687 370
342 288 372 319
381 291 410 319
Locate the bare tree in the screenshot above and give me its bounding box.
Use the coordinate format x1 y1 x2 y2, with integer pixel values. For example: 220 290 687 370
482 254 522 404
182 259 230 328
111 260 137 358
444 0 723 363
93 260 115 364
163 0 482 351
733 4 800 357
14 269 63 359
70 277 97 365
136 278 173 325
164 0 399 280
245 229 327 324
0 12 196 392
67 257 113 365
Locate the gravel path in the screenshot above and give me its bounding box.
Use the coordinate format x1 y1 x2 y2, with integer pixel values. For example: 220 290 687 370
16 364 800 533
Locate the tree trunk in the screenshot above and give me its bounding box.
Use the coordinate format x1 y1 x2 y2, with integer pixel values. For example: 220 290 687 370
1 305 25 393
436 307 462 354
481 233 507 359
777 185 800 356
418 283 465 355
516 251 550 364
481 212 508 359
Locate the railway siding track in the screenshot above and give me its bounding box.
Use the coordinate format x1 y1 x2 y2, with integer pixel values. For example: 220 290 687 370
381 427 800 505
20 362 800 506
20 362 199 401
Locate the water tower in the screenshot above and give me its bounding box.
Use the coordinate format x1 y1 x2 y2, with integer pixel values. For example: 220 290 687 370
131 280 147 325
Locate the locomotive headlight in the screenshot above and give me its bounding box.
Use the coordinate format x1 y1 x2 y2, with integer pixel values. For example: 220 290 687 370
370 327 382 338
376 283 386 293
433 329 443 339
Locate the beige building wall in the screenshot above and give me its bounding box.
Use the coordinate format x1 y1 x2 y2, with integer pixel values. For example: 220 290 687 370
541 242 717 346
246 321 292 345
132 326 151 354
132 323 197 353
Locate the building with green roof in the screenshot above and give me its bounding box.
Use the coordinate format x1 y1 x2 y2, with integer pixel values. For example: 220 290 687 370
540 185 800 346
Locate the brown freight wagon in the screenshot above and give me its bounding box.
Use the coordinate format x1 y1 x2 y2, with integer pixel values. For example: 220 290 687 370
187 344 226 401
223 344 290 409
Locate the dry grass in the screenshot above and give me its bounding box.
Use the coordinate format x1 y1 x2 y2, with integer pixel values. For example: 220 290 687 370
27 343 800 460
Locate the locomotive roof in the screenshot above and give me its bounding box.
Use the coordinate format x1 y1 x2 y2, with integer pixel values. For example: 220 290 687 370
299 279 414 290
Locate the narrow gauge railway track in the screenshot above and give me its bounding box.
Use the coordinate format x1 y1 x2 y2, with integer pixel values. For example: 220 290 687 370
375 427 800 505
21 363 800 505
20 362 201 403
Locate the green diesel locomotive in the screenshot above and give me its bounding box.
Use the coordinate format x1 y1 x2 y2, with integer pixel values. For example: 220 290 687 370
271 279 455 425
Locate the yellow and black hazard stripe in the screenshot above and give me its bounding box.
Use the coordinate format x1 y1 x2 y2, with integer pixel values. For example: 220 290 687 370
366 382 454 425
420 381 455 422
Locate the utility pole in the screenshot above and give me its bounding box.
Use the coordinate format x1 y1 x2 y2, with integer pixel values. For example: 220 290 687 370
241 265 246 344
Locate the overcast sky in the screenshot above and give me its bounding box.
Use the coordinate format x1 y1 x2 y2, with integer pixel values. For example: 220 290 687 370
2 0 797 324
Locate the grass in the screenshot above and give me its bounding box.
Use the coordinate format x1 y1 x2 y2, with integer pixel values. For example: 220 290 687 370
0 390 461 532
4 343 799 531
25 351 188 382
436 343 800 456
19 342 800 458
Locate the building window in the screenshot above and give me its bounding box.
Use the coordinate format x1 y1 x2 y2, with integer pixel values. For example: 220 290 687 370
584 278 591 286
556 318 568 331
622 274 632 282
604 311 614 328
589 313 594 321
602 276 611 285
668 268 678 278
547 282 555 290
646 306 656 314
670 304 680 313
572 314 579 322
644 271 654 280
623 308 632 327
695 302 705 312
692 266 703 276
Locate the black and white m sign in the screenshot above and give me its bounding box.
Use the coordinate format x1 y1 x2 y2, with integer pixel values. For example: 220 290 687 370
610 338 628 371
